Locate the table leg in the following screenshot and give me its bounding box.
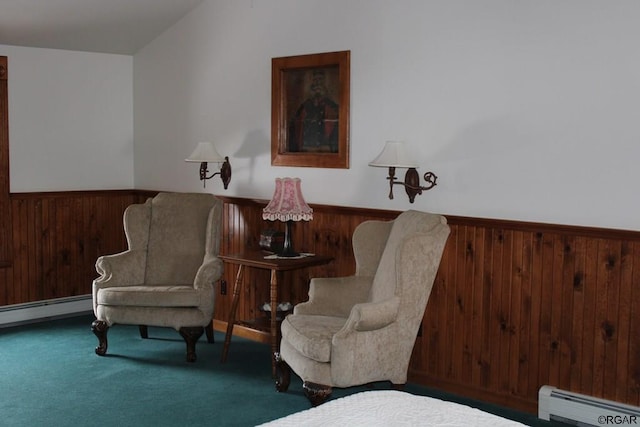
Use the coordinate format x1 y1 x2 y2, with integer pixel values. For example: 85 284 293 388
221 264 245 363
270 268 278 377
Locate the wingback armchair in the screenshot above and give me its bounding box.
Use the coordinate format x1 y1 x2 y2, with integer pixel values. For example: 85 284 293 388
91 192 223 362
274 210 450 405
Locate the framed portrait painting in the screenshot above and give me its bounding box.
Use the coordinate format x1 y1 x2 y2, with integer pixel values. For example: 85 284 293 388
271 50 350 168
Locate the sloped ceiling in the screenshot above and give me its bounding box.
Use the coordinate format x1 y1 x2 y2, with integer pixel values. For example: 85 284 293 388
0 0 204 55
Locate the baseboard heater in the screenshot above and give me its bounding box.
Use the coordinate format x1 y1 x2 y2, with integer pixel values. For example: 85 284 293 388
0 294 92 328
539 385 640 426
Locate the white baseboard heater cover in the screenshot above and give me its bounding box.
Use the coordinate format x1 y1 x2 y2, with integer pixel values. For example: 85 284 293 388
539 385 640 426
0 294 92 327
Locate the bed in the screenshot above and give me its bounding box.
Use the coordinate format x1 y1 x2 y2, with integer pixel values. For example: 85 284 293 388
258 390 527 426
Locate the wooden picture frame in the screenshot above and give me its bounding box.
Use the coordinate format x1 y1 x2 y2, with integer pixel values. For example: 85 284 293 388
271 50 350 168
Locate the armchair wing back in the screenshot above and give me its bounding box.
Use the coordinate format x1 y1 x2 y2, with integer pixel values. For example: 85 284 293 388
145 192 219 285
91 192 223 362
275 210 450 405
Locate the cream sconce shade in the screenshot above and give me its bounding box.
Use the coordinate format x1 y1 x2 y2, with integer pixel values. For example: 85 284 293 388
369 141 437 203
185 142 232 189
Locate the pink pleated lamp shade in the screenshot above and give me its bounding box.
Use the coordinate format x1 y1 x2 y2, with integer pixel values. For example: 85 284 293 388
262 178 313 222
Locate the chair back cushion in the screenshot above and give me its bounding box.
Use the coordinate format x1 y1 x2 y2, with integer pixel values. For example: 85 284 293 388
144 193 217 285
370 210 446 302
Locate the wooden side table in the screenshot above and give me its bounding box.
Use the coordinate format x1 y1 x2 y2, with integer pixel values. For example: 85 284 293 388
219 251 333 375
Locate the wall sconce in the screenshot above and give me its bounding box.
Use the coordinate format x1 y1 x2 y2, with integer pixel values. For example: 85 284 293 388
185 142 232 189
369 141 437 203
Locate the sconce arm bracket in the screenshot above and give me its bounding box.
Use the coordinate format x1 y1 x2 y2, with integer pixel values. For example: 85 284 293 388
386 167 437 203
199 157 232 189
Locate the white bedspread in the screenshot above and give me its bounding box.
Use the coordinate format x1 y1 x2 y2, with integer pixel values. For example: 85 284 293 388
258 390 527 426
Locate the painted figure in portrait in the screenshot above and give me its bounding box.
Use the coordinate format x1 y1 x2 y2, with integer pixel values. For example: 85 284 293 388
286 67 339 153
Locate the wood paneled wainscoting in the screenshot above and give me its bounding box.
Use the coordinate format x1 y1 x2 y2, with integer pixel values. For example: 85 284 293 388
217 196 640 414
2 191 639 415
0 190 152 305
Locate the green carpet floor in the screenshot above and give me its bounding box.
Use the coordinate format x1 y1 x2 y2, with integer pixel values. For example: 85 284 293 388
0 315 558 426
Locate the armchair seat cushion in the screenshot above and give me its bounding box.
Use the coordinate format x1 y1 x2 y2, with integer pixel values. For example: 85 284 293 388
281 315 347 362
97 286 201 308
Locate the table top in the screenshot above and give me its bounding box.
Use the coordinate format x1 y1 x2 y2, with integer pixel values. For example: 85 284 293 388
220 250 333 271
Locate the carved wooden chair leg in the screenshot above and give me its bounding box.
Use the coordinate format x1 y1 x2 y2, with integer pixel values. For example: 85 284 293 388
303 381 332 406
179 326 204 362
91 320 109 356
139 325 148 339
205 321 214 343
274 352 291 392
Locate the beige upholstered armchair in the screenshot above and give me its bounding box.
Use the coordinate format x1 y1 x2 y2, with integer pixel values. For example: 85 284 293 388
91 192 223 362
274 210 450 405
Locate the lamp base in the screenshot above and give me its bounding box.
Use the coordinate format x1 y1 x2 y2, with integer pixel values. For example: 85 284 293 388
278 220 299 257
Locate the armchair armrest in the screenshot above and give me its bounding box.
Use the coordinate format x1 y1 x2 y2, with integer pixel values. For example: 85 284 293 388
341 296 400 333
193 254 224 290
294 275 373 317
93 250 146 289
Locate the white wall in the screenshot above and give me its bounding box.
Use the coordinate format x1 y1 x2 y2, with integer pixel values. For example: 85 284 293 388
1 45 134 192
140 1 640 230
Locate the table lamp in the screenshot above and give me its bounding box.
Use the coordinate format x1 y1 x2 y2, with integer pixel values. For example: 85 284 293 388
262 177 313 257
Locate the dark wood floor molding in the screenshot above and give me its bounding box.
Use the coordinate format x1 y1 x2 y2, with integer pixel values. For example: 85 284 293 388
1 191 638 415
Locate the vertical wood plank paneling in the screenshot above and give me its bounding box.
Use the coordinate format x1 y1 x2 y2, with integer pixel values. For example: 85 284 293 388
55 197 69 298
517 231 533 397
3 193 640 414
83 196 97 294
538 231 554 390
28 198 41 301
593 239 609 397
527 232 543 399
470 226 486 387
547 235 563 388
604 241 622 401
41 198 52 301
498 228 513 393
446 223 462 378
72 197 82 296
0 190 141 306
460 226 475 383
479 227 494 389
559 235 575 389
49 197 59 298
616 241 633 403
629 242 640 406
489 228 504 392
581 237 599 395
570 236 586 393
508 230 523 396
13 199 26 303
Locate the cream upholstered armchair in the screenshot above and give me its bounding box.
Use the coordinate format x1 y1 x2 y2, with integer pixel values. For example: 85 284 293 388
274 210 450 405
91 192 223 362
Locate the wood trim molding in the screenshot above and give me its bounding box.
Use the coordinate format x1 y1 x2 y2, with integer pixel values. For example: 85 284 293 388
446 214 640 240
9 189 147 200
0 56 6 80
0 56 10 267
218 194 640 241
